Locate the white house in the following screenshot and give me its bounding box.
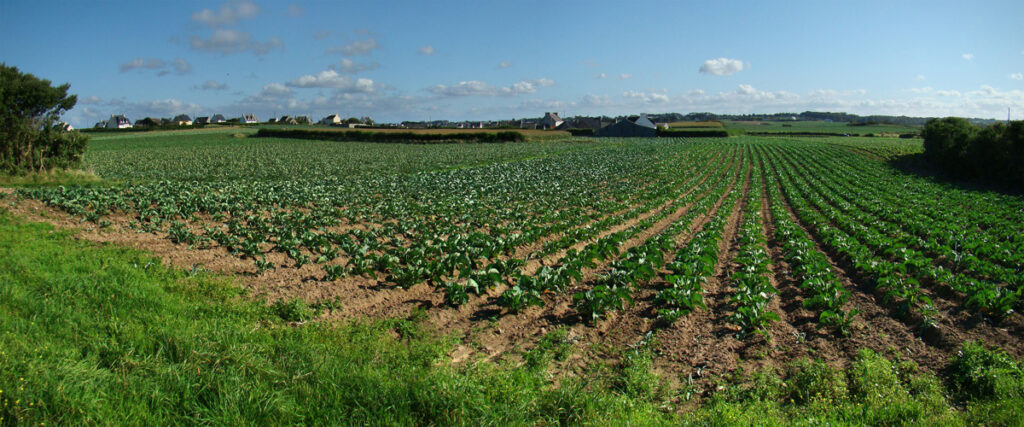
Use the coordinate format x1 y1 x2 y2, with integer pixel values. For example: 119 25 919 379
104 114 133 129
242 114 258 124
319 114 342 125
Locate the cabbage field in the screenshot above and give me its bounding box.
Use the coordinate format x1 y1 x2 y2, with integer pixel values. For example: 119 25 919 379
12 132 1024 387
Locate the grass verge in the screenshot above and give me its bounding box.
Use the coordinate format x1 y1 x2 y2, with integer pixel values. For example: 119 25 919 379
0 169 108 188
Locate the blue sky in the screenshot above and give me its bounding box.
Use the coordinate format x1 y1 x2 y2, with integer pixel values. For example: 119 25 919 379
2 0 1022 127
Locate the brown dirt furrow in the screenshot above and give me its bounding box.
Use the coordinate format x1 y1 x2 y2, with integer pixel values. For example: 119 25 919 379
766 164 1024 367
642 159 751 391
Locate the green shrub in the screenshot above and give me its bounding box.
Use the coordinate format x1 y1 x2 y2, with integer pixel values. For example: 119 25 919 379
948 340 1024 400
270 298 317 322
785 359 847 403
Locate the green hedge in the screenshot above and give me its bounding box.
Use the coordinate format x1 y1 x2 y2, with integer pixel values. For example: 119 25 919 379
657 128 729 138
922 118 1024 188
256 128 526 144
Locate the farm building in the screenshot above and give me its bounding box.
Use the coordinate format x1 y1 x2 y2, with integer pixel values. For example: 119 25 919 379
538 112 564 130
295 116 312 125
242 114 258 124
194 116 210 125
319 114 342 125
172 114 192 126
596 114 658 137
211 114 226 123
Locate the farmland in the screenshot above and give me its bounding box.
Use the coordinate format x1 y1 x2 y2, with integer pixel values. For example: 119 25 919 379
3 132 1024 423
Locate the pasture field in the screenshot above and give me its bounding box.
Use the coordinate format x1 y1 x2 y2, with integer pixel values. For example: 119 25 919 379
3 132 1023 424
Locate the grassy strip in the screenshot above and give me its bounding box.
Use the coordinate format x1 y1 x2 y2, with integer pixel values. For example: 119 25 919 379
256 128 526 144
0 169 108 187
0 210 1022 425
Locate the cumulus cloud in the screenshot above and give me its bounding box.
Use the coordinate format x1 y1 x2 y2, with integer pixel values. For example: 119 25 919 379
171 58 192 74
192 0 260 27
261 83 291 98
580 94 613 106
1011 73 1023 80
497 61 512 68
327 39 380 55
195 80 228 90
688 89 705 96
79 95 103 105
935 90 961 97
330 58 379 74
700 58 745 76
418 45 435 55
622 90 669 103
120 57 192 75
618 73 633 80
428 78 555 97
962 53 974 60
120 58 165 72
189 29 283 55
597 73 607 79
286 69 379 93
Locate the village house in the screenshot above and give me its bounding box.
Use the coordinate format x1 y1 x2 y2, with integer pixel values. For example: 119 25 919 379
194 116 210 125
100 114 133 129
319 114 342 125
538 112 564 130
242 114 258 124
211 114 226 123
172 114 192 126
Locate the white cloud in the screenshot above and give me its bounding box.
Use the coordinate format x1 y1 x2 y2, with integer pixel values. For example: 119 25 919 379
1011 73 1023 80
688 89 705 96
580 94 613 106
623 90 669 103
119 58 165 72
286 69 379 93
428 78 555 97
313 30 331 40
171 58 192 74
916 74 926 81
737 84 757 95
699 58 745 76
618 73 632 80
261 83 291 97
935 90 961 97
192 0 260 27
190 29 283 55
120 57 191 75
195 80 228 90
962 53 974 60
418 45 435 55
327 39 380 55
330 58 379 74
597 73 607 79
498 61 512 68
909 87 933 94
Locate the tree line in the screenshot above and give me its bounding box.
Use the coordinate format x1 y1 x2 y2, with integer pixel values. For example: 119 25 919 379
922 117 1024 188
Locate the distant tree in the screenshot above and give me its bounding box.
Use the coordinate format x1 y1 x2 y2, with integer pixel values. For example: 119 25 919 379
0 64 88 174
921 117 977 169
